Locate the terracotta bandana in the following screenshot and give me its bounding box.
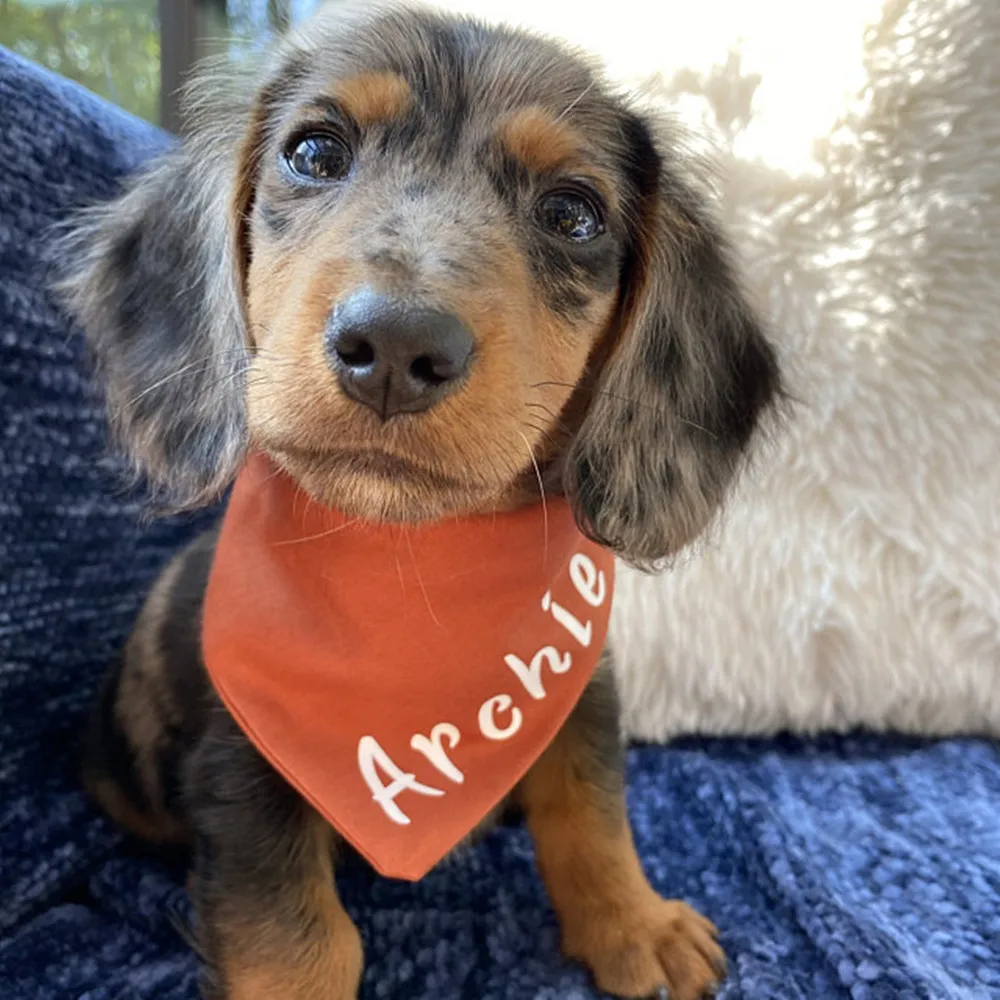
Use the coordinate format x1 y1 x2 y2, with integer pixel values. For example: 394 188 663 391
202 452 616 881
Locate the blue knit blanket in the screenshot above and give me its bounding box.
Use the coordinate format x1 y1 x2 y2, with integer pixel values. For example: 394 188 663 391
1 47 998 1000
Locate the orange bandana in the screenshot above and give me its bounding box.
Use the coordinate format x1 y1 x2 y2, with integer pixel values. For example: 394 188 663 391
202 453 615 881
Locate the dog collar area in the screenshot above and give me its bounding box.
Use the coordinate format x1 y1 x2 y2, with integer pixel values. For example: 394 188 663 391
202 452 616 880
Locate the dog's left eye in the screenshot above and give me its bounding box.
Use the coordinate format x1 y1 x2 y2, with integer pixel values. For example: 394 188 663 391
536 190 605 243
285 133 353 182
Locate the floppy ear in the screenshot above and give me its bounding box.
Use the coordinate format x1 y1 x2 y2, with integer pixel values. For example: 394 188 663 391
58 60 282 510
564 111 781 569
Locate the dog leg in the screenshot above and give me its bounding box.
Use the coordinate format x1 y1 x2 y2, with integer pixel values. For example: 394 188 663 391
189 712 363 1000
517 666 725 1000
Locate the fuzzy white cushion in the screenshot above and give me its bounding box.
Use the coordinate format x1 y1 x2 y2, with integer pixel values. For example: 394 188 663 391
445 0 1000 739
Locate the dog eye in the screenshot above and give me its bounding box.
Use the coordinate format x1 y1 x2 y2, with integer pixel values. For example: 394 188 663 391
536 190 604 243
285 133 353 182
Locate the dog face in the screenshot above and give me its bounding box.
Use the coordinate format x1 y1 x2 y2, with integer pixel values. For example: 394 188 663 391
63 3 780 566
239 12 635 521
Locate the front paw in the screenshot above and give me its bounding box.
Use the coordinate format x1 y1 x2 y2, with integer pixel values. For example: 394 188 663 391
563 894 725 1000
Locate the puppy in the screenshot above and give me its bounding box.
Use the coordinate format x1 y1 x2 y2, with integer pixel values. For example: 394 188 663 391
62 4 780 998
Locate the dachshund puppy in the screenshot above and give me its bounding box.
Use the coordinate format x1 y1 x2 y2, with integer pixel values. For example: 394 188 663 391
63 4 780 999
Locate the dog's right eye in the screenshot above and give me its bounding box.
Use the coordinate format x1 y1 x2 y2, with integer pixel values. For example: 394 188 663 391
284 133 353 182
536 189 605 243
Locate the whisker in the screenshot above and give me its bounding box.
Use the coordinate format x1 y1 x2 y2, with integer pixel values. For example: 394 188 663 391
523 421 556 442
530 380 647 408
529 380 718 438
125 354 244 405
404 528 443 629
272 518 360 546
552 80 596 125
524 401 572 437
517 429 548 568
124 345 306 408
391 526 408 603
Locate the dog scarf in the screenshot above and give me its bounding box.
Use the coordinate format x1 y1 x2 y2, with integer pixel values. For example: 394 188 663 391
202 452 615 881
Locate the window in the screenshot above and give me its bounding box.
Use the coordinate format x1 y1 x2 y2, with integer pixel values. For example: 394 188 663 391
0 0 325 130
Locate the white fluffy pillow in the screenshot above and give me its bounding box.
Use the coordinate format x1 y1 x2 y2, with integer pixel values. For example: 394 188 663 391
447 0 1000 739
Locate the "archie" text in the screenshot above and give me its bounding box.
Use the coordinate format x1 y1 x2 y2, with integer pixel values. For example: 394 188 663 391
356 552 608 825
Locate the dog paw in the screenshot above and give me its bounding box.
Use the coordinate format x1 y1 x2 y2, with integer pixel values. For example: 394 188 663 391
563 895 725 1000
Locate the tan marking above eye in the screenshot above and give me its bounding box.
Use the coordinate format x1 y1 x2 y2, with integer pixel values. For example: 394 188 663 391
499 106 586 175
326 71 412 127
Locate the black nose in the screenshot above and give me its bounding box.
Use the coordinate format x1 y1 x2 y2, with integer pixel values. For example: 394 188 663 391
325 289 475 419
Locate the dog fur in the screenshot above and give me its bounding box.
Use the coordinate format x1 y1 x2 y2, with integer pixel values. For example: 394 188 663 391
61 4 780 998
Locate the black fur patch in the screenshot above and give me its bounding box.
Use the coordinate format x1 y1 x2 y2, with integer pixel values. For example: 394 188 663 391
257 200 294 237
527 236 620 319
83 653 151 815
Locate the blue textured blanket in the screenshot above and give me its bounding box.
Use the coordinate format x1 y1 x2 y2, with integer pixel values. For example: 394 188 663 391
1 46 998 1000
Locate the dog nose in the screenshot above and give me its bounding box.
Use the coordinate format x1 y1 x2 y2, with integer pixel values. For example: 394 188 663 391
325 289 475 418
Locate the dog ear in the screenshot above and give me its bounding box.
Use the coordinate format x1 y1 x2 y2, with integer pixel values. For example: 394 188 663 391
58 57 289 510
564 111 781 569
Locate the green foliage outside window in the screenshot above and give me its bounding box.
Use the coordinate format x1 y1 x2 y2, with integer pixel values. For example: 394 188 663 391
0 1 161 122
0 1 321 124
